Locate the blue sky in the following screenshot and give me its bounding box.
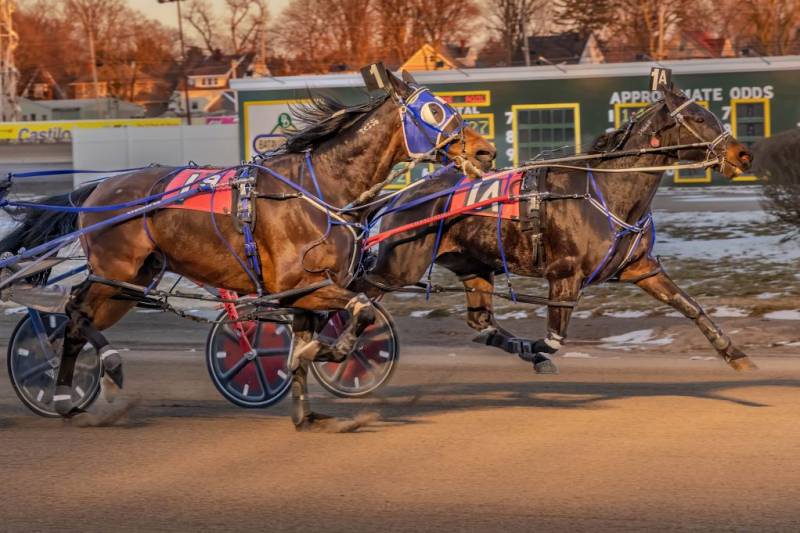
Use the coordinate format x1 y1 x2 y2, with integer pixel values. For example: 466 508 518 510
127 0 290 28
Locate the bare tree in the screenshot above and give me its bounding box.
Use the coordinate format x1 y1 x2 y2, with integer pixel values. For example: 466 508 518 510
753 130 800 240
184 0 217 53
225 0 267 54
373 0 420 65
64 0 125 100
738 0 800 55
486 0 545 65
412 0 480 48
326 0 373 68
554 0 613 37
185 0 267 54
272 0 335 73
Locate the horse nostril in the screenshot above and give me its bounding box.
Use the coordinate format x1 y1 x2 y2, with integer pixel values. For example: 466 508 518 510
739 150 752 164
476 149 496 161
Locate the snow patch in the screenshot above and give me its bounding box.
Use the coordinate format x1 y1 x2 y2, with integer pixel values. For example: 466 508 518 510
756 292 783 300
572 310 592 319
600 329 674 349
603 310 650 318
496 310 528 320
410 309 433 318
710 306 748 318
763 310 800 321
563 351 593 358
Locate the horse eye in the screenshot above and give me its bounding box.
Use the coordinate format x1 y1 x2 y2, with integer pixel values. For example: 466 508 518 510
421 103 445 125
694 116 705 123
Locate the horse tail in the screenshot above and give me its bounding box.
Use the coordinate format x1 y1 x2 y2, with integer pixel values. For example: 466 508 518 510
0 183 99 255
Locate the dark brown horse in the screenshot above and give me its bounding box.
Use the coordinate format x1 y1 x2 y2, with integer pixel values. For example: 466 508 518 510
362 83 757 373
1 71 495 430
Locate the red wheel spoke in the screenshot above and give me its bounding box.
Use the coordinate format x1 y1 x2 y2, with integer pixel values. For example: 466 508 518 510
357 326 390 345
329 359 348 384
350 351 379 380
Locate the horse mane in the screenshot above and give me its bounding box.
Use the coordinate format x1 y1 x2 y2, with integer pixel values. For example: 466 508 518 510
589 100 664 153
283 93 390 153
590 128 628 153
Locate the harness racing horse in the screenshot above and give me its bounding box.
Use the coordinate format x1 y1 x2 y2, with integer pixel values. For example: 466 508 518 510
362 82 756 374
0 70 495 430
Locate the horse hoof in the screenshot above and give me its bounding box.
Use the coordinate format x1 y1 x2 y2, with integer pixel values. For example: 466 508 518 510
53 386 73 416
729 356 758 372
101 375 122 403
533 354 559 374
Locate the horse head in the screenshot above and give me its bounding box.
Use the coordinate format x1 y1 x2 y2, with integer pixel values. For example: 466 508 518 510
388 70 496 174
650 84 752 178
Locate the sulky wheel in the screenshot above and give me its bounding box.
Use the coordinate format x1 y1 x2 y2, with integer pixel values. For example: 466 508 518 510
311 300 399 398
205 308 293 409
6 310 101 418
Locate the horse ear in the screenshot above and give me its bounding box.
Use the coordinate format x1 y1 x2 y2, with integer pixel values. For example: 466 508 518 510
387 70 412 98
658 83 685 112
401 69 418 86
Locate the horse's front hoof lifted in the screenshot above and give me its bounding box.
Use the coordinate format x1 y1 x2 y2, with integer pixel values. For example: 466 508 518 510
532 354 559 374
729 356 758 372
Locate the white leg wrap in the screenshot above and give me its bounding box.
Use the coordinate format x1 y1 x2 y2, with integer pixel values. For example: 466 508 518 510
100 348 119 361
544 331 564 351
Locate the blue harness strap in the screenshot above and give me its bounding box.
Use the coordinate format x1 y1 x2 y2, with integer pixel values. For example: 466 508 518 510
582 171 654 288
496 173 517 301
424 174 465 300
0 181 215 270
6 166 153 179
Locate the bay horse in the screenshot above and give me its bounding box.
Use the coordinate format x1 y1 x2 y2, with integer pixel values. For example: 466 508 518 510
1 70 496 430
362 82 757 373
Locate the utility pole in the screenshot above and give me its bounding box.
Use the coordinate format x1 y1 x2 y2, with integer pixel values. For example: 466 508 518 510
87 24 103 117
520 18 531 67
158 0 192 124
0 0 21 121
657 4 665 61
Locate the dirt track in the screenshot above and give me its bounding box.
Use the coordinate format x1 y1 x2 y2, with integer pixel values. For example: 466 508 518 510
2 326 800 531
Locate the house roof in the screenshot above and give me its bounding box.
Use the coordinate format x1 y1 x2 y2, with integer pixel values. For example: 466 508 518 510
679 31 734 58
401 43 465 71
187 51 255 77
528 32 590 65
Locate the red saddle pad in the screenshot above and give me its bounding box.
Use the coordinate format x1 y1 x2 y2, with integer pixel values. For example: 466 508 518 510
163 168 237 215
448 171 522 220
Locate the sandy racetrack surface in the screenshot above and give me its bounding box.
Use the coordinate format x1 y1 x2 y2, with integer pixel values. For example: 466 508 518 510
2 329 800 531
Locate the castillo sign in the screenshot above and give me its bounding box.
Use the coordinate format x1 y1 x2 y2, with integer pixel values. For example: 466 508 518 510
0 118 182 144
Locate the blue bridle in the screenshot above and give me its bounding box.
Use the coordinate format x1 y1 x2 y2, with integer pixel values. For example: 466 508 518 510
399 86 464 160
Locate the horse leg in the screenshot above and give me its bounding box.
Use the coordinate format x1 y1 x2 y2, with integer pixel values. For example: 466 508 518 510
620 257 757 371
516 276 582 374
286 286 377 432
53 255 158 419
290 289 376 366
462 273 540 360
